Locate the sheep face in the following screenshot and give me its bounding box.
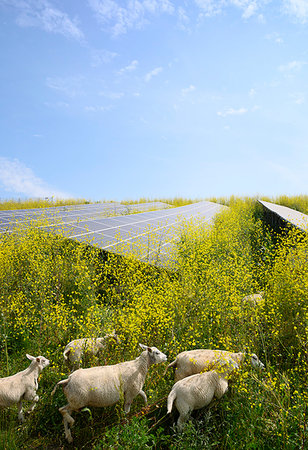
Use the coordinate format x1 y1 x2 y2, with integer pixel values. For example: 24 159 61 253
139 344 167 364
26 354 50 370
250 354 264 369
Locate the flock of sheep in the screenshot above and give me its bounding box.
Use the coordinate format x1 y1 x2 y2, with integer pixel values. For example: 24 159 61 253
0 329 265 443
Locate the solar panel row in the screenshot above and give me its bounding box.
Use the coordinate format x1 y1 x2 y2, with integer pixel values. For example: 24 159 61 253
0 201 171 233
258 200 308 232
0 200 227 268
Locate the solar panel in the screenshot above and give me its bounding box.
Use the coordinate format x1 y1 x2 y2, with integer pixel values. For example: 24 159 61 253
0 200 227 268
258 200 308 232
0 201 171 233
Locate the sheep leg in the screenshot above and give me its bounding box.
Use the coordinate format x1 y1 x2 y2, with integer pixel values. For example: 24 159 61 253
59 404 75 443
139 390 147 404
124 401 132 413
17 400 25 423
177 412 190 432
176 402 191 432
24 389 39 416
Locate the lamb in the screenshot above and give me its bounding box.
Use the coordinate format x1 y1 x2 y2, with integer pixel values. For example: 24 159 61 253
0 354 50 422
167 358 238 431
52 344 167 443
166 349 264 382
63 331 119 370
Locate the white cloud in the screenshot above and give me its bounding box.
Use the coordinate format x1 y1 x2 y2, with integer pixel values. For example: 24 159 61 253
0 157 70 198
266 159 308 190
266 32 284 44
181 85 196 95
85 105 113 112
88 0 174 36
217 107 248 117
46 76 84 97
44 101 69 109
278 60 307 72
283 0 308 23
290 92 306 104
249 88 256 97
195 0 265 19
177 6 190 30
195 0 224 17
1 0 84 40
145 66 163 82
99 91 124 99
118 60 139 75
90 49 118 67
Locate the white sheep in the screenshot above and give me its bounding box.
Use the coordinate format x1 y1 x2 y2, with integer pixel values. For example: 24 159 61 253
52 344 167 443
63 331 119 370
166 349 264 381
0 354 50 422
241 291 264 307
167 358 238 431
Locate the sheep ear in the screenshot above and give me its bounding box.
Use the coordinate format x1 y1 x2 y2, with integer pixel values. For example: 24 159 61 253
139 344 147 350
26 354 35 361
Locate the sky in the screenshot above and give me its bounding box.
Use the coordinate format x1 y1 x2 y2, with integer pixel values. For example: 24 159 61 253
0 0 308 202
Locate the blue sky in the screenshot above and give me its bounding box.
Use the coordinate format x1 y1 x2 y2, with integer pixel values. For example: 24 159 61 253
0 0 308 201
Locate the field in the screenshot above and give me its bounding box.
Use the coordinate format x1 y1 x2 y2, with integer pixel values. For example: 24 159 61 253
0 197 307 449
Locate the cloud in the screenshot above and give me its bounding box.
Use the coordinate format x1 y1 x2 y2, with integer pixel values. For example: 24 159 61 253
88 0 174 36
85 105 113 112
44 101 70 109
266 32 284 44
217 107 248 117
278 60 307 72
0 157 70 198
145 66 163 82
118 60 138 75
177 6 190 30
181 85 196 95
282 0 308 23
195 0 265 19
290 92 306 104
195 0 224 17
99 91 124 99
1 0 84 40
266 159 308 190
90 49 118 67
46 76 84 97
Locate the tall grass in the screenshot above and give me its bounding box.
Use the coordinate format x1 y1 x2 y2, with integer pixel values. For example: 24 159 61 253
0 197 307 447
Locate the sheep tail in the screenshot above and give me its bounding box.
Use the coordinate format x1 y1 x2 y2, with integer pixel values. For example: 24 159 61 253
63 349 70 361
167 390 176 414
51 379 69 396
163 359 177 376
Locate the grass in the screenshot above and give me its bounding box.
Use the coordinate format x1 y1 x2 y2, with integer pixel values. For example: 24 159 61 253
0 196 307 448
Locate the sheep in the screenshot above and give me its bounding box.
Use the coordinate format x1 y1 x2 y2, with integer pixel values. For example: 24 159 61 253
63 331 119 370
0 354 50 422
167 358 238 431
166 349 264 382
52 344 167 443
241 291 264 307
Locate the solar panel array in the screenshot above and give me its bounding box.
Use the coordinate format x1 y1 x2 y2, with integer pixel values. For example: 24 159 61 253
0 202 171 234
0 201 227 268
258 200 308 232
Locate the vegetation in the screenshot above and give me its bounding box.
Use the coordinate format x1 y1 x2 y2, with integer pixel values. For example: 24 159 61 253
0 197 95 211
0 197 307 448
